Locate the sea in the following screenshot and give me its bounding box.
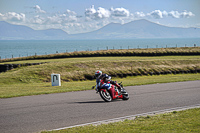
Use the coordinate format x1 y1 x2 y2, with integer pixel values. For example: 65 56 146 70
0 38 200 59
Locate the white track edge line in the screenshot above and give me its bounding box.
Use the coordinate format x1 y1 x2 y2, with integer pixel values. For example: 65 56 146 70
49 104 200 131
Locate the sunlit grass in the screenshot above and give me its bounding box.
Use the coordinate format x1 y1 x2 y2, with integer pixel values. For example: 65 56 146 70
42 108 200 133
0 56 199 83
0 55 200 98
1 73 200 98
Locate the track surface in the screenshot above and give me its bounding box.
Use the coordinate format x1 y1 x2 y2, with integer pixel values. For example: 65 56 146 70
0 80 200 133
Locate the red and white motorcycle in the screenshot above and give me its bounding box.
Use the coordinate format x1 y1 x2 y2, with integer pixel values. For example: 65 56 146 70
93 81 129 102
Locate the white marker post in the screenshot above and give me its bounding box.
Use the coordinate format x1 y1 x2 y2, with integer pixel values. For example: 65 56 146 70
51 74 61 86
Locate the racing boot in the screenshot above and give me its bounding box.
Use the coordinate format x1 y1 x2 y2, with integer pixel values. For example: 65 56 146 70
113 83 122 95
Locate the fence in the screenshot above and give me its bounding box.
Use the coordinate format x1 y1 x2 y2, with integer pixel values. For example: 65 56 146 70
0 44 198 60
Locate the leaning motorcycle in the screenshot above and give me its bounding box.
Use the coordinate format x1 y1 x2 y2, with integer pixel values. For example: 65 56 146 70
93 82 129 102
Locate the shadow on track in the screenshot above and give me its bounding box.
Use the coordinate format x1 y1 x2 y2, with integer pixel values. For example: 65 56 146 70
75 101 105 104
74 99 123 104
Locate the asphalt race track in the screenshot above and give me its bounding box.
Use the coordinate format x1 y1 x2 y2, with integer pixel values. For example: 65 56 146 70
0 80 200 133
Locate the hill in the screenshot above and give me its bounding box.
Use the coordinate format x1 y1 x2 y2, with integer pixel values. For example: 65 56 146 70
0 19 200 40
0 21 69 40
73 19 200 39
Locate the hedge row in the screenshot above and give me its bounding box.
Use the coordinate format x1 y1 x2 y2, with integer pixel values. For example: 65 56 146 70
1 47 200 63
79 67 200 81
1 62 199 81
0 62 47 73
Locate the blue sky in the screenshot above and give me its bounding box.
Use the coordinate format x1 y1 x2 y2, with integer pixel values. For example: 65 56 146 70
0 0 199 34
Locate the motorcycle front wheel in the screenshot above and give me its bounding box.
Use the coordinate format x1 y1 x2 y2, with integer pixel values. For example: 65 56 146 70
99 89 112 102
122 89 129 100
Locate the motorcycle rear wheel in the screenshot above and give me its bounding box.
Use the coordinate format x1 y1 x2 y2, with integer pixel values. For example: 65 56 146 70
99 89 112 102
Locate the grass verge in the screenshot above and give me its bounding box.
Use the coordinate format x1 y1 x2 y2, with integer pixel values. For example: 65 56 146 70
0 73 200 98
0 56 200 82
42 108 200 133
0 55 200 98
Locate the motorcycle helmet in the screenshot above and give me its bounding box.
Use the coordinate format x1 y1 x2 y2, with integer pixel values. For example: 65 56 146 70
95 70 102 79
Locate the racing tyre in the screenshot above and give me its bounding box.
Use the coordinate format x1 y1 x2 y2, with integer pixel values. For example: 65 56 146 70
99 89 112 102
122 90 129 100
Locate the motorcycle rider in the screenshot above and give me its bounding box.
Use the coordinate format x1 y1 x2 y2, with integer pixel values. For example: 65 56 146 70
95 70 122 99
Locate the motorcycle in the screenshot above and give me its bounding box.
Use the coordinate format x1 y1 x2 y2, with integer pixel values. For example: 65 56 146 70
92 81 129 102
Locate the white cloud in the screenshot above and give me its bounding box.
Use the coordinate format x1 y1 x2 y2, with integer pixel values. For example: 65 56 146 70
84 6 195 21
0 13 3 20
0 12 25 22
85 5 110 19
29 15 45 24
96 7 110 18
148 10 195 19
181 10 195 18
85 5 130 20
85 5 96 17
65 9 77 16
147 10 167 19
28 8 78 25
169 10 195 18
34 5 46 13
0 4 196 34
110 7 130 17
168 11 180 18
45 12 78 25
134 12 145 18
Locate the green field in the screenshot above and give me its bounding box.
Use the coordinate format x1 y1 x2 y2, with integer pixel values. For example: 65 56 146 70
0 73 200 98
0 54 200 98
1 56 200 82
42 108 200 133
0 48 200 132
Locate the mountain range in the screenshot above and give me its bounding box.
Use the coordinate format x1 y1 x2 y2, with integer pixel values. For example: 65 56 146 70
0 21 68 40
0 19 200 40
